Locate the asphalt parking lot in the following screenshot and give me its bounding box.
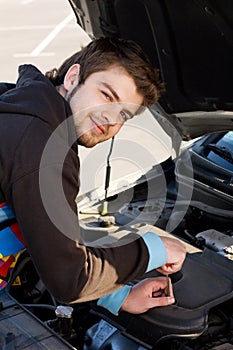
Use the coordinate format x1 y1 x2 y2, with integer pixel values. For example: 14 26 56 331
0 0 91 82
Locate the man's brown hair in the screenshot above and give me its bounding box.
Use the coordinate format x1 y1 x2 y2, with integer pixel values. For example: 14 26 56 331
45 37 164 106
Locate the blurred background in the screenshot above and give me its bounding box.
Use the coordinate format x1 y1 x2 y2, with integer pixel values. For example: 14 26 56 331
0 0 91 82
0 0 172 198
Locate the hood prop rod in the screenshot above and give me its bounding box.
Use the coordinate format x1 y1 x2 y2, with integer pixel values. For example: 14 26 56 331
101 136 115 216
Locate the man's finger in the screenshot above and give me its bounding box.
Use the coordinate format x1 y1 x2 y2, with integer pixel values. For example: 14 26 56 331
149 277 173 296
152 290 164 297
157 264 180 274
148 296 175 308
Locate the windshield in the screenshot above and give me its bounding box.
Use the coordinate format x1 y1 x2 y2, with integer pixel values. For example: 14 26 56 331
206 131 233 171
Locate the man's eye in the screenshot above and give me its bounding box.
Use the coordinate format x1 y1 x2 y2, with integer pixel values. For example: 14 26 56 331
120 110 128 122
102 91 112 101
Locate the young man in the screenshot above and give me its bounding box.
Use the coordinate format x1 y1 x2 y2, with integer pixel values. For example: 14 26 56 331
0 37 186 315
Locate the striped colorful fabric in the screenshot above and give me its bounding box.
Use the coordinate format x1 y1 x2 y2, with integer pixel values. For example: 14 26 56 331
0 201 15 222
0 252 23 289
0 202 26 289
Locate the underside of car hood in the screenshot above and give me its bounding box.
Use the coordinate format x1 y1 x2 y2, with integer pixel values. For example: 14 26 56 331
69 0 233 139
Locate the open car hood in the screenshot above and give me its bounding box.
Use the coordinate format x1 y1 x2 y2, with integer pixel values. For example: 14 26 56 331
69 0 233 140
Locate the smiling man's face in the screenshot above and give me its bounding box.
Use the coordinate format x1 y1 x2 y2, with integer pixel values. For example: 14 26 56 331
66 65 143 148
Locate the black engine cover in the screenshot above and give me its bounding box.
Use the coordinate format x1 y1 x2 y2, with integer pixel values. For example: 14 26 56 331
92 249 233 346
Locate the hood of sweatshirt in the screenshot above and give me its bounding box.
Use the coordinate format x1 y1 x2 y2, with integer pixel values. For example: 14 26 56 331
0 64 72 130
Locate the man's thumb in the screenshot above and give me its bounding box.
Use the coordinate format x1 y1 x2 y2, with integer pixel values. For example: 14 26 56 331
150 296 175 308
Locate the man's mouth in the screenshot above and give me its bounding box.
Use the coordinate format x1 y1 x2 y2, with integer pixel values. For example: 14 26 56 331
90 116 106 135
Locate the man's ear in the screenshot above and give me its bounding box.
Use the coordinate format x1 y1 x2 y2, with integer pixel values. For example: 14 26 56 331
63 64 80 92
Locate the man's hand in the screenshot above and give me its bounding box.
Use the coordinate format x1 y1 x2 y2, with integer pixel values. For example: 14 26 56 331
157 236 186 275
120 277 175 314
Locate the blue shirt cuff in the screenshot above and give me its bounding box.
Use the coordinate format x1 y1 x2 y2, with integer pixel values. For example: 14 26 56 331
97 285 132 315
142 232 167 272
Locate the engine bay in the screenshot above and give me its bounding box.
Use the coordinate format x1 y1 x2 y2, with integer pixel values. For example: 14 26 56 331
1 187 233 350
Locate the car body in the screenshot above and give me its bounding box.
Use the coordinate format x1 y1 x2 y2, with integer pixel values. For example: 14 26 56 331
1 1 233 349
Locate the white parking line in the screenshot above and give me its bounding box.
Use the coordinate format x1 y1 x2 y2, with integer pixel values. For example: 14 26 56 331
21 0 35 4
0 24 76 31
14 52 55 58
0 25 60 31
30 13 74 57
13 13 75 58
